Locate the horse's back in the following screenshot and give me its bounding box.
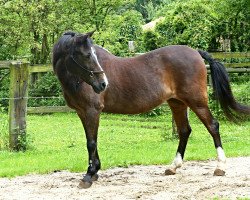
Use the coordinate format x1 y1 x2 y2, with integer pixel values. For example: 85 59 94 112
135 45 207 94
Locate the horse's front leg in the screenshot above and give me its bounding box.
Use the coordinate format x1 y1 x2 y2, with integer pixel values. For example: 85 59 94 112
77 108 101 188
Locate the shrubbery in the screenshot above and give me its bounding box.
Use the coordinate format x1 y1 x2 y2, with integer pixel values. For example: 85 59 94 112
142 0 249 52
28 72 65 107
155 0 217 50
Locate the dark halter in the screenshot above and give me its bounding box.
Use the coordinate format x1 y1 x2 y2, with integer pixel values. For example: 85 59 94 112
70 55 104 77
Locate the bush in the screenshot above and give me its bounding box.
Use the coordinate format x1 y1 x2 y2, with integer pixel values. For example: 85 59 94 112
95 10 145 56
0 69 10 110
142 30 159 51
154 0 218 50
28 72 65 107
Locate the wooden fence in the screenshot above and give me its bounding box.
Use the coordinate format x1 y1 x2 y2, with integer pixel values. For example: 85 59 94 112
0 52 249 150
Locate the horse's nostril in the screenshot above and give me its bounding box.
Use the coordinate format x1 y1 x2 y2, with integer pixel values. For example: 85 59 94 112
101 82 107 90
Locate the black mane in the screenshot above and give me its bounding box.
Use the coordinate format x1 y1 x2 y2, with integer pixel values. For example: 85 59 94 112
52 31 77 71
53 31 85 93
63 31 76 37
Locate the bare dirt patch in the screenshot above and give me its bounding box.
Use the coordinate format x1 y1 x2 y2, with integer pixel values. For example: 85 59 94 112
0 157 249 200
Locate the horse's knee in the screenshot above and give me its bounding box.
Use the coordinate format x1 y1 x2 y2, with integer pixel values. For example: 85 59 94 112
94 158 101 171
87 140 97 152
208 119 224 148
179 125 192 137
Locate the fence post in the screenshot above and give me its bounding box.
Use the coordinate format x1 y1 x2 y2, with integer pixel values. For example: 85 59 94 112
8 61 29 151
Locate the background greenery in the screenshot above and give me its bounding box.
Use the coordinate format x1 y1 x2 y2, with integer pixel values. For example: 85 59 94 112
0 0 249 62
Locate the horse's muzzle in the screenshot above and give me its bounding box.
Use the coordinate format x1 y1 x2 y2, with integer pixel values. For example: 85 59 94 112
92 80 107 94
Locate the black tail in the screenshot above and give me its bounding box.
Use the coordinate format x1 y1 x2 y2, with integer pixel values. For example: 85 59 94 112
198 50 250 121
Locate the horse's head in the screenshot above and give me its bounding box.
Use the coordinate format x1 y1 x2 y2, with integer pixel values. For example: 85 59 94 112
65 31 108 94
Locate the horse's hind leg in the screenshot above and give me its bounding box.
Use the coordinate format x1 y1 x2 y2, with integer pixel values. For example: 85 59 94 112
190 104 226 176
165 99 192 175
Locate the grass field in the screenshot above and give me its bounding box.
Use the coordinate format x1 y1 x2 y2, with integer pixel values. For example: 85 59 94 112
0 110 249 178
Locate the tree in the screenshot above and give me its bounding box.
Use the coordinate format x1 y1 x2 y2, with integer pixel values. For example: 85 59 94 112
95 10 144 56
214 0 250 51
0 0 63 63
155 0 218 50
135 0 173 22
82 0 134 30
0 0 135 64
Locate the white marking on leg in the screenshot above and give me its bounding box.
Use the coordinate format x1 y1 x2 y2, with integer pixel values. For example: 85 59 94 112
170 152 183 170
173 152 183 168
216 147 226 170
89 159 93 167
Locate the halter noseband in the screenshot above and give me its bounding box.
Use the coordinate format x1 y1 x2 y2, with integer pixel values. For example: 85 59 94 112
70 55 104 77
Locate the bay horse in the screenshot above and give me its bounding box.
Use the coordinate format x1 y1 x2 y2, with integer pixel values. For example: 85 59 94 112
52 31 250 188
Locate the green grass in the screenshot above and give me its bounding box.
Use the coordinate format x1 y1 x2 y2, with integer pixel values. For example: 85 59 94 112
0 111 249 177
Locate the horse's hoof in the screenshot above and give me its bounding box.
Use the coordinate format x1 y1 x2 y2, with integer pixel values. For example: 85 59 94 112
78 180 93 189
91 174 99 181
213 168 225 176
165 168 176 175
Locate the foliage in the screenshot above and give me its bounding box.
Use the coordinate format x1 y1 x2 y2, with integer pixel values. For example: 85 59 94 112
28 72 65 107
0 0 249 62
0 69 10 110
213 0 250 51
152 0 250 51
0 114 8 150
142 30 159 51
0 0 60 63
0 0 134 63
134 0 174 22
155 0 218 50
96 10 144 56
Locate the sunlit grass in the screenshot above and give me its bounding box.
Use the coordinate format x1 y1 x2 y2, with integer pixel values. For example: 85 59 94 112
0 111 249 177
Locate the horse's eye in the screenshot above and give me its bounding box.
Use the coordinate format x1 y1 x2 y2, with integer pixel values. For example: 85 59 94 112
86 53 91 58
74 49 82 55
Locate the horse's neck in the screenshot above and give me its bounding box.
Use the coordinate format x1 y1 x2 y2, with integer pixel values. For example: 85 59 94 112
95 46 116 67
95 46 139 68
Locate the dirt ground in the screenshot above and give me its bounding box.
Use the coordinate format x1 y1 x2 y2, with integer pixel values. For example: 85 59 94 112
0 157 249 200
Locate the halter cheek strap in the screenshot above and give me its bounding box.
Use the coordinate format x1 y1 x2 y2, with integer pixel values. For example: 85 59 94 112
70 55 104 77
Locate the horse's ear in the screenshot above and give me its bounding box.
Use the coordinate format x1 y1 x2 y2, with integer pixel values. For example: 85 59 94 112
74 34 88 44
86 30 96 38
74 30 95 45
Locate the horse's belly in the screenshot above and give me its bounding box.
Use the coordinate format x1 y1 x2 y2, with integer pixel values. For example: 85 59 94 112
103 89 172 114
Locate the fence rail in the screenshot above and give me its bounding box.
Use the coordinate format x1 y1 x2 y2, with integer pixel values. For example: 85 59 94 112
0 51 250 150
27 106 73 114
210 52 250 58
